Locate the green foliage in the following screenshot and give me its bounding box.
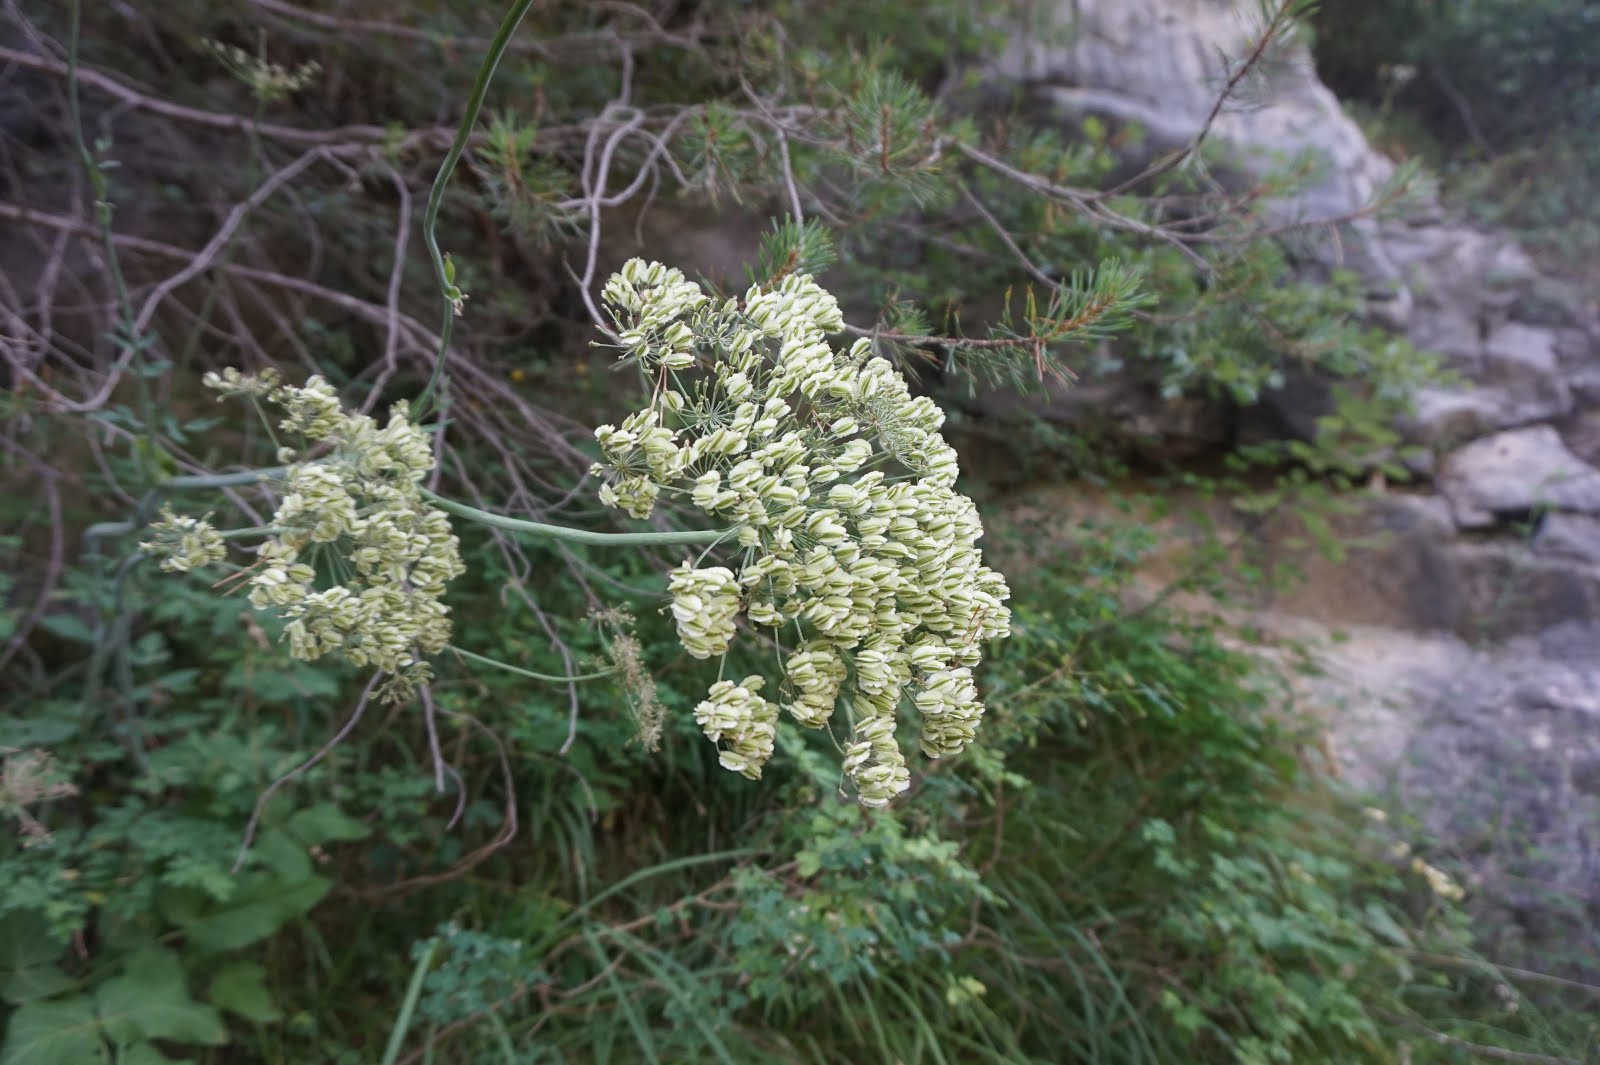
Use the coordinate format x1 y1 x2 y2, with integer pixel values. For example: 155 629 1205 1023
477 110 583 245
0 532 386 1062
1317 0 1600 148
0 948 227 1065
1312 0 1600 265
726 803 986 1012
751 219 837 287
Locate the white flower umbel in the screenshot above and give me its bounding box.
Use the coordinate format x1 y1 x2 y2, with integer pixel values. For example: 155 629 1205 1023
693 675 779 779
668 564 740 659
593 259 1013 804
207 373 466 701
139 506 227 573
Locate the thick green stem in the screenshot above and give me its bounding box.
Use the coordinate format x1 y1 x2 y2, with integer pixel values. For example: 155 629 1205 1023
412 0 541 419
422 489 730 547
219 525 284 541
449 645 615 684
379 938 438 1065
166 466 289 489
82 466 289 545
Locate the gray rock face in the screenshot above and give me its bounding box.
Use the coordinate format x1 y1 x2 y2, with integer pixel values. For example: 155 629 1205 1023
1291 619 1600 975
995 0 1409 313
1536 514 1600 566
1254 491 1600 639
992 0 1600 981
1386 226 1583 442
994 0 1395 216
991 0 1600 459
1439 427 1600 527
1476 324 1573 423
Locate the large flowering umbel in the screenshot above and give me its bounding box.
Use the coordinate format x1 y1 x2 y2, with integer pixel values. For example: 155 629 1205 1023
206 372 466 701
592 259 1012 806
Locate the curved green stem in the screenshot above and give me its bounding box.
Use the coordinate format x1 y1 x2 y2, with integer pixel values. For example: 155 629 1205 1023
449 645 615 684
165 465 289 489
536 848 759 948
379 938 438 1065
81 467 289 545
422 489 731 547
411 0 541 420
219 525 284 540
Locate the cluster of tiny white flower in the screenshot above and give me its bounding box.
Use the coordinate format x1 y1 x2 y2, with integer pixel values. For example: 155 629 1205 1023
200 39 321 103
1410 857 1467 901
139 506 228 573
201 365 282 399
693 675 778 779
592 259 1012 806
207 373 466 701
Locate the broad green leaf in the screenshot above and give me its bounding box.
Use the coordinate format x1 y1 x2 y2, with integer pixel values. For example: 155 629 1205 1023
112 1043 179 1065
246 829 314 883
152 885 206 933
0 916 71 1006
96 910 162 961
94 949 226 1047
221 660 340 703
177 875 330 954
208 962 279 1023
36 615 95 645
0 998 107 1065
0 712 81 748
0 968 74 1008
285 803 369 847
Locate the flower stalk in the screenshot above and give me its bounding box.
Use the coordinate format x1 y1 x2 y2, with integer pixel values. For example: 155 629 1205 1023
421 490 730 547
140 258 1014 807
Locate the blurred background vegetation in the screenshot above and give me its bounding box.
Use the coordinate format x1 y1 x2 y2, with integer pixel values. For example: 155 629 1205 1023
1 1 1596 1062
1312 0 1600 270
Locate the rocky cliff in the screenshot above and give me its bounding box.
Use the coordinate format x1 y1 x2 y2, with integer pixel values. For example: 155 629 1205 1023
994 0 1600 973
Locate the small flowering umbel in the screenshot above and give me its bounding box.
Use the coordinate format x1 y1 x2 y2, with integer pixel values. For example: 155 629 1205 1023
592 259 1013 803
202 372 466 702
140 506 227 573
693 675 779 780
201 365 282 399
200 38 321 104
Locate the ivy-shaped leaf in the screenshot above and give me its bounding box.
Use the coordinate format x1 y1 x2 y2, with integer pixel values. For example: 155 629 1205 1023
208 962 279 1023
284 803 370 848
0 998 107 1065
175 873 330 955
0 915 72 1006
93 948 226 1047
245 828 314 884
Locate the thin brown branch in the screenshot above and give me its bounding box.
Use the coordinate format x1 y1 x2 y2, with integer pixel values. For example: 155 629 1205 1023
233 673 382 872
0 44 461 151
1098 0 1300 199
245 0 705 60
958 141 1213 270
348 708 519 899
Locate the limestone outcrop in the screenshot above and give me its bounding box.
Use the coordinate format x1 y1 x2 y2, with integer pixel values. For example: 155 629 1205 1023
995 0 1600 974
